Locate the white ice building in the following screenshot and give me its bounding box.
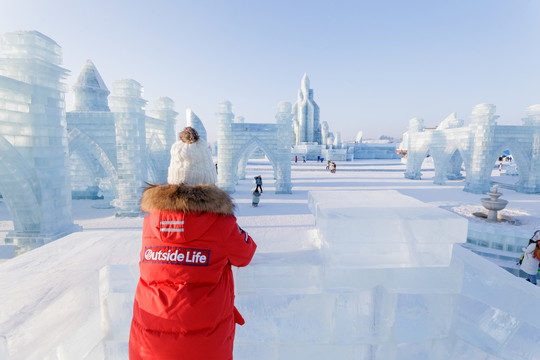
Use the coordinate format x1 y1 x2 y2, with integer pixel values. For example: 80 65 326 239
0 31 80 252
66 61 178 214
405 103 540 194
216 101 293 194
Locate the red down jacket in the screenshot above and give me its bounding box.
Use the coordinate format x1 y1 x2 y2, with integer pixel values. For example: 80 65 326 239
129 184 257 360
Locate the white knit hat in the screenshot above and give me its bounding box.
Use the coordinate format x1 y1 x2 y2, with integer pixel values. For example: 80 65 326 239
167 127 217 185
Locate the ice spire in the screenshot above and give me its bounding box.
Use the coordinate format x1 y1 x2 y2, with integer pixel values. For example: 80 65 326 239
301 73 310 91
71 60 110 111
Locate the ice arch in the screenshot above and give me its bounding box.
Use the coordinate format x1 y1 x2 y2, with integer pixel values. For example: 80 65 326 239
0 135 42 234
68 128 118 197
405 104 540 194
216 101 293 194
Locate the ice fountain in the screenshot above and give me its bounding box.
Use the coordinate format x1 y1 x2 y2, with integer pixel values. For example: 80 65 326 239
473 184 511 222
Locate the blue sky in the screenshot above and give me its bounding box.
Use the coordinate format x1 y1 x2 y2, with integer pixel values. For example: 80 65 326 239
1 0 540 142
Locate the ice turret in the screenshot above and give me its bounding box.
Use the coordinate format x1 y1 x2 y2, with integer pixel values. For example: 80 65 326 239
72 60 110 111
186 109 207 143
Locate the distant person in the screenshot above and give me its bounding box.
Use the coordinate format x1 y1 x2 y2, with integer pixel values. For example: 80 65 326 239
252 189 261 207
303 156 306 163
330 161 336 173
326 160 330 170
254 175 263 193
129 126 257 360
520 230 540 285
295 156 297 163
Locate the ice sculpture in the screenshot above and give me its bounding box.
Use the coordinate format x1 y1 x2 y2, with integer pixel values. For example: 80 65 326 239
146 97 178 184
68 59 177 204
292 74 321 145
186 109 207 142
109 79 147 216
405 103 540 194
216 101 293 194
0 30 80 251
72 59 110 111
67 61 117 199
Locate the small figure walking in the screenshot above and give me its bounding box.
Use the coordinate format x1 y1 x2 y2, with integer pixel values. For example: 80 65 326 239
326 160 330 170
330 161 337 173
254 175 263 193
302 156 306 163
295 156 298 163
520 230 540 285
252 189 261 207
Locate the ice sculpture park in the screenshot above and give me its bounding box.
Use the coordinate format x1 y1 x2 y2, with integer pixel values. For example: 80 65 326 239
1 30 540 360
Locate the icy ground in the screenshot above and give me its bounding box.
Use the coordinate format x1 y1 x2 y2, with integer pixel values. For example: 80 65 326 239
1 159 539 360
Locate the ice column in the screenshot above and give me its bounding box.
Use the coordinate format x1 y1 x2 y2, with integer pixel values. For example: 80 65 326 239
109 79 147 216
0 31 80 247
216 101 236 193
147 97 178 184
404 118 425 180
275 102 293 194
464 104 498 193
522 105 540 193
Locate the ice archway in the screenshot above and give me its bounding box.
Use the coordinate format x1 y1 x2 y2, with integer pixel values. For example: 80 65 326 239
216 101 293 194
405 104 540 194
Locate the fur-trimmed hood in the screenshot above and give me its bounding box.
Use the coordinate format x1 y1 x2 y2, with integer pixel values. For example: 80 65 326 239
141 183 235 215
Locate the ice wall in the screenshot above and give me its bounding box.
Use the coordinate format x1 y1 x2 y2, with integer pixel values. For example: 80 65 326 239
0 30 79 250
109 79 147 216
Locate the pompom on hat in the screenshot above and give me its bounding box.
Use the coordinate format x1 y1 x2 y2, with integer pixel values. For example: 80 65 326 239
167 127 217 185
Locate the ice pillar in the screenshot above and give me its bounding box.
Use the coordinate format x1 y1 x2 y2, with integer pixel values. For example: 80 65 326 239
275 102 293 193
0 31 80 249
464 104 498 194
404 118 425 180
216 101 236 193
521 105 540 193
109 79 147 216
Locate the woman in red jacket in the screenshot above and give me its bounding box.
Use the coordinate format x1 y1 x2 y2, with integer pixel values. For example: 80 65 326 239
129 127 257 360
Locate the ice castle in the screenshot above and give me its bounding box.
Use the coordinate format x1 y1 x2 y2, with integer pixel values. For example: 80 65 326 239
405 103 540 194
0 31 178 251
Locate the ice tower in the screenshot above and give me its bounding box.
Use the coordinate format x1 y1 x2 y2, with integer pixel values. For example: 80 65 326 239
67 61 117 199
292 74 321 145
72 60 110 111
146 97 178 184
109 79 147 216
0 31 80 250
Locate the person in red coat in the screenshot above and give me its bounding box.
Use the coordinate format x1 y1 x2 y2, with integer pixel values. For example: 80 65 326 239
129 127 257 360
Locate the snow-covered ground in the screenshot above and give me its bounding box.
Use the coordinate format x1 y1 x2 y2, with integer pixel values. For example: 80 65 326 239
1 159 539 360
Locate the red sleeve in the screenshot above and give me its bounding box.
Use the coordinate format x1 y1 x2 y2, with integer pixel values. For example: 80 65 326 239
223 217 257 267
